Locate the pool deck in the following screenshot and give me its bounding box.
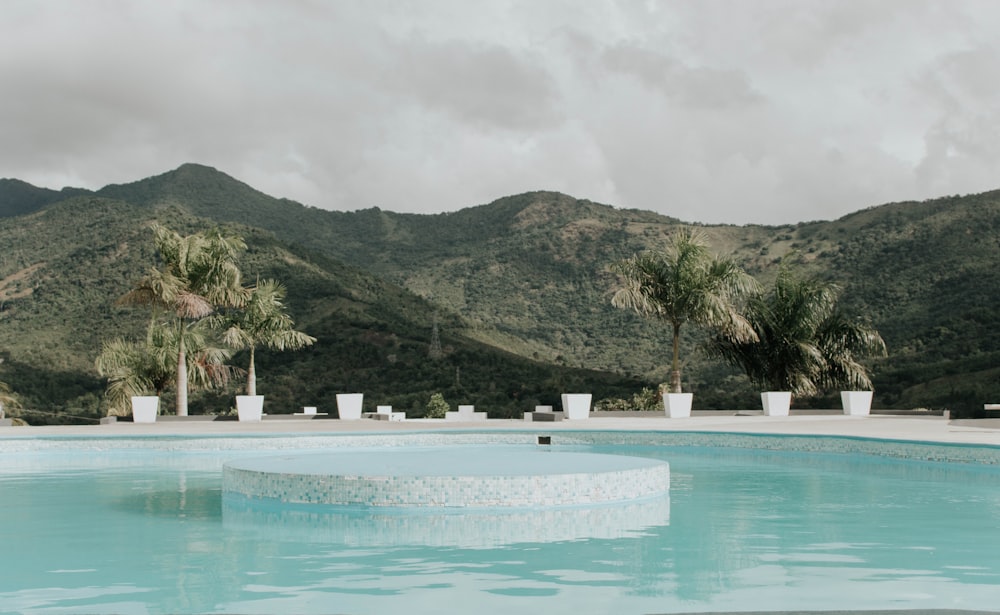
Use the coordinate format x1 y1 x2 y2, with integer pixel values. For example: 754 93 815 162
4 413 1000 447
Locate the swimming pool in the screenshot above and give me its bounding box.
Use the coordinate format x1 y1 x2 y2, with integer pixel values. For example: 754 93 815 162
2 431 999 614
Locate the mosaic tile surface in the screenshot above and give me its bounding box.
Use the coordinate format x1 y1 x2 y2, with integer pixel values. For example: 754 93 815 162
222 449 671 508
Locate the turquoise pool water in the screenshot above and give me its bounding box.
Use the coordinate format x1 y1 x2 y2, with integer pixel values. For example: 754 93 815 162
2 437 1000 614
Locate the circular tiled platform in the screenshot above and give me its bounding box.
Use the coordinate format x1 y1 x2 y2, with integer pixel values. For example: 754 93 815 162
222 447 670 508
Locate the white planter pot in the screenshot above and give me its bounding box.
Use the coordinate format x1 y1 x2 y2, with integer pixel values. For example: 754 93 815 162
130 396 159 423
336 393 364 420
561 393 592 420
236 395 264 422
662 393 693 418
841 391 873 416
761 391 791 416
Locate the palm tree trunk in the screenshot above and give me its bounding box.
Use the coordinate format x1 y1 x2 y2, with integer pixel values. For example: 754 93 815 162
670 322 682 393
176 330 188 416
247 347 256 397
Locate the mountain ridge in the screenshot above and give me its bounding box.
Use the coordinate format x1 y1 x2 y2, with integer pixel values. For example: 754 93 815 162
9 161 988 229
0 178 89 218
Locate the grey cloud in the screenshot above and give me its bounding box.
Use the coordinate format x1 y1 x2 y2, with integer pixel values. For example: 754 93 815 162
602 44 761 109
917 46 1000 110
384 37 562 132
4 1 1000 225
912 43 1000 194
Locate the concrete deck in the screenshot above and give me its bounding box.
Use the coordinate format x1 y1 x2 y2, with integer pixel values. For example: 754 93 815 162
3 414 1000 447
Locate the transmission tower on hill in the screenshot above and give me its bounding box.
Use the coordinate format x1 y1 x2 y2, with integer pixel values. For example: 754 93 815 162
429 314 443 360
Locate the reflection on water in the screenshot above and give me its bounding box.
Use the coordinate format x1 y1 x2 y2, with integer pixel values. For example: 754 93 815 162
222 495 671 548
115 486 223 520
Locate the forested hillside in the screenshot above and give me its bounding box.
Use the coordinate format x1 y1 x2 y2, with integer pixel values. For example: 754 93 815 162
0 195 641 423
2 163 999 421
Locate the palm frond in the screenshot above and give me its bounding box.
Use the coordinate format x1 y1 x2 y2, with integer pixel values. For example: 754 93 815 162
0 380 20 411
611 228 756 393
95 337 157 416
710 268 886 398
213 278 315 394
173 291 214 319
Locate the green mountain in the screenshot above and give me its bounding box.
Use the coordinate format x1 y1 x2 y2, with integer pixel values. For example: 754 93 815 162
0 194 642 423
0 178 88 218
2 163 1000 421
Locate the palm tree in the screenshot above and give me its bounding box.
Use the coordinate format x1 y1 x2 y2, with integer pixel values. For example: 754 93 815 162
612 229 758 393
0 380 19 418
96 319 237 416
710 268 887 398
95 324 172 416
216 279 315 396
119 224 246 415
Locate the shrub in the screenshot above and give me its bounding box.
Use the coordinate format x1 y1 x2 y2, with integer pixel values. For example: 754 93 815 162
425 392 449 418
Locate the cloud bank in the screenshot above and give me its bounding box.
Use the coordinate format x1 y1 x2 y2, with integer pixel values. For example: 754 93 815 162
2 0 1000 224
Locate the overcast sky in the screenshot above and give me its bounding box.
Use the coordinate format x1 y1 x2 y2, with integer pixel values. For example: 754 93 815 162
3 1 1000 225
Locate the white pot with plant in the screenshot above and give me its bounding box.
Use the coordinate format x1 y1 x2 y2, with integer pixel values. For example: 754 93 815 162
841 391 873 416
130 396 160 423
236 395 264 421
760 391 791 416
336 393 364 420
562 393 593 420
662 392 693 418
